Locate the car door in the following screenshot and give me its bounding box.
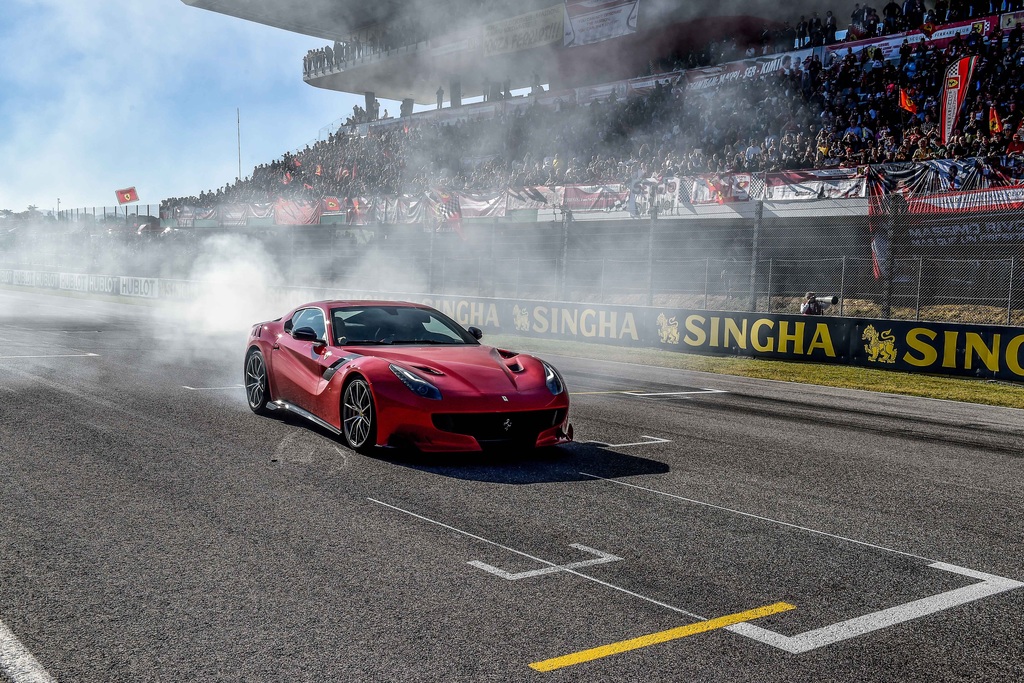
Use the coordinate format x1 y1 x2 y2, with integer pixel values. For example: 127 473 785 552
272 307 330 412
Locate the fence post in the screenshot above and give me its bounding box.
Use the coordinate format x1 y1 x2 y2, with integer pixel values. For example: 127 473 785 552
428 226 436 292
704 257 710 310
915 256 923 321
766 258 773 313
1009 257 1016 326
515 257 521 299
839 256 846 316
558 209 570 300
748 199 762 312
599 258 607 302
647 204 658 306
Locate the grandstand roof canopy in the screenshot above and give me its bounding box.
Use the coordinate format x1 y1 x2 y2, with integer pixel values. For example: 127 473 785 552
183 0 842 104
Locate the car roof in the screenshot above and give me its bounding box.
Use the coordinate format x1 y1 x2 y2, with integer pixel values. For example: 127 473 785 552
301 300 428 310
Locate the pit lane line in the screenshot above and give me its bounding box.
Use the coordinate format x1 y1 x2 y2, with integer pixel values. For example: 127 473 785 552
0 353 100 359
0 618 55 683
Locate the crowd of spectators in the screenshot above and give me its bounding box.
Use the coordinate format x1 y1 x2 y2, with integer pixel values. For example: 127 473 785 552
165 5 1024 214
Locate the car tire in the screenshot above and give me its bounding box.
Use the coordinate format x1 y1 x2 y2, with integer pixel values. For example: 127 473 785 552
342 377 377 453
244 348 271 415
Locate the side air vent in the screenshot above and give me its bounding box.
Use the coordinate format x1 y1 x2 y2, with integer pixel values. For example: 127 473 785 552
497 349 519 359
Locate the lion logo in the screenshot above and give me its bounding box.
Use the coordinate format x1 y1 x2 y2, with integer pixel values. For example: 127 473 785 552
862 325 897 363
657 313 680 345
512 304 530 332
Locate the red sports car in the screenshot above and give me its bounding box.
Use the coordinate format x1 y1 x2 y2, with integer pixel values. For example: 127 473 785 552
244 301 572 453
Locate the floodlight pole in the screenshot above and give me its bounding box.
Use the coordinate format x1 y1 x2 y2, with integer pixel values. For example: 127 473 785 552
237 108 242 181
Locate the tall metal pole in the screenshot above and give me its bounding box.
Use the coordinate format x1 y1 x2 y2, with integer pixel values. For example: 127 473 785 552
748 200 763 312
647 204 658 306
1009 257 1016 326
237 108 242 181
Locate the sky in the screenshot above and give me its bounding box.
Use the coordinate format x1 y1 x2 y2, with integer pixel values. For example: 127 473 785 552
0 0 383 214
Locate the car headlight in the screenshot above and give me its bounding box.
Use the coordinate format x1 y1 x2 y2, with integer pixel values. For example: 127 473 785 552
542 361 564 396
390 364 442 400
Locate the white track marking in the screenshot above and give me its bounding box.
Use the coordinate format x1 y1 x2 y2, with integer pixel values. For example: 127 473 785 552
580 472 937 562
726 562 1023 653
586 436 672 448
0 619 56 683
0 353 99 359
367 498 706 620
469 544 622 580
624 389 727 398
583 474 1024 652
181 385 244 391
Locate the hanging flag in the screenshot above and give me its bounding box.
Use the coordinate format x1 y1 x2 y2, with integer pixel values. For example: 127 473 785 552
115 187 139 204
430 190 463 236
282 171 292 185
919 22 936 38
939 57 976 145
323 196 341 212
899 89 918 114
989 105 1004 134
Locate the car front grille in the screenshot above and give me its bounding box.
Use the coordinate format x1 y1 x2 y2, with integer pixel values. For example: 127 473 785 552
432 409 566 444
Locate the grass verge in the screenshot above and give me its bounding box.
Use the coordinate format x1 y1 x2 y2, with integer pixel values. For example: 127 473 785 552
488 334 1024 409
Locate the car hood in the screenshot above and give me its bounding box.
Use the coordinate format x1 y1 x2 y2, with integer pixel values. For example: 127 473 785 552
346 344 545 394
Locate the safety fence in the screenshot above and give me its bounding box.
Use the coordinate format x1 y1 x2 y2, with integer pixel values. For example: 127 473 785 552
5 197 1023 328
2 266 1022 384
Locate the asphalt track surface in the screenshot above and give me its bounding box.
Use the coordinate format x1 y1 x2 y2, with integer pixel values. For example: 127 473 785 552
1 288 1023 683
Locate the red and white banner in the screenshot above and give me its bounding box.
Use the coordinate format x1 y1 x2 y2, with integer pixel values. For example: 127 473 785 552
940 56 976 144
273 199 322 225
907 186 1024 214
457 192 507 218
563 0 638 47
765 170 867 200
506 186 563 211
825 16 998 62
563 184 629 211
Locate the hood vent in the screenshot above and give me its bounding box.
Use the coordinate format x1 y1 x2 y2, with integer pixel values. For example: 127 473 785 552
413 365 444 376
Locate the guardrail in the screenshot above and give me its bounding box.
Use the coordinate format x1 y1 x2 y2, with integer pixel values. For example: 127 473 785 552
2 267 1022 384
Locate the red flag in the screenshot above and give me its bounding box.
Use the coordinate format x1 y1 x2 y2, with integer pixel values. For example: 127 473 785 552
323 196 341 212
899 89 918 114
940 57 977 145
282 171 292 185
315 164 322 176
919 22 936 38
115 187 139 205
989 106 1004 133
303 183 314 190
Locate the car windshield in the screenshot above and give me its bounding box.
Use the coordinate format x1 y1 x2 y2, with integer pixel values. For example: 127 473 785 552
330 305 478 346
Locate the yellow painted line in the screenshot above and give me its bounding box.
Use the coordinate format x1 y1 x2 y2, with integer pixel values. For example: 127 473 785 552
528 601 795 672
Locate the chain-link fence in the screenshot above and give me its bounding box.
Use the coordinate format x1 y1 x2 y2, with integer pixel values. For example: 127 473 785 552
4 198 1022 327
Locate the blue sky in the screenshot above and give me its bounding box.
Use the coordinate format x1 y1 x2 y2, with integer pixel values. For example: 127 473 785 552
0 0 379 214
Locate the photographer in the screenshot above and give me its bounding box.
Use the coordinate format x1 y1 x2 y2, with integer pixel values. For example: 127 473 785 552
801 291 824 315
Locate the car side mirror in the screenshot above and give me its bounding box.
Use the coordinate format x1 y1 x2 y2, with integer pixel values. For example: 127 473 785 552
292 326 324 345
468 326 483 340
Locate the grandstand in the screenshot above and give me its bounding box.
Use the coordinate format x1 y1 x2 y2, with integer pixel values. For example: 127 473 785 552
34 1 1024 327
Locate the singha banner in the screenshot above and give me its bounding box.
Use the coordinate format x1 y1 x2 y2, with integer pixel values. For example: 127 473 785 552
413 293 1024 383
